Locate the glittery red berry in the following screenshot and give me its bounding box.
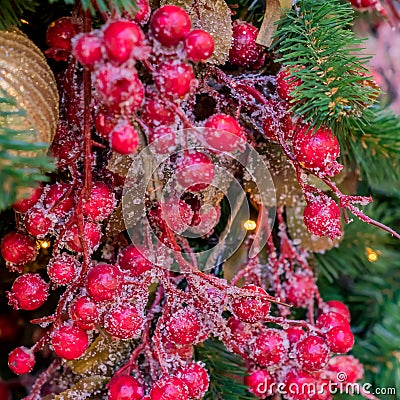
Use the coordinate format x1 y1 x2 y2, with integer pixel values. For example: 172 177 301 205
12 184 43 213
204 113 244 152
165 309 201 345
94 107 118 138
1 230 37 265
47 254 79 285
295 335 330 372
303 196 342 240
284 370 317 400
159 198 193 234
283 272 317 308
66 222 102 253
326 326 354 354
276 67 302 102
103 20 144 64
51 325 89 360
325 300 351 322
149 126 176 154
150 5 191 46
150 375 189 400
175 151 215 192
175 363 209 399
349 0 378 9
25 207 53 238
141 98 175 127
262 100 293 141
184 29 214 62
108 375 144 400
73 33 103 67
284 326 306 346
327 355 364 383
244 369 275 398
8 347 35 375
110 119 140 155
250 329 288 367
86 263 123 302
133 0 151 24
46 17 78 51
118 245 153 276
104 304 143 339
43 182 75 217
83 182 115 221
316 312 350 333
229 21 263 67
8 273 48 310
231 284 271 323
70 296 99 330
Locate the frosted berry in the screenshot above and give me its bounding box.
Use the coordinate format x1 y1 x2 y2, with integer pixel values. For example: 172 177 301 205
12 183 43 213
326 326 354 354
250 329 288 367
159 198 193 234
155 62 195 99
227 316 253 351
231 284 271 323
8 347 35 375
70 296 99 330
276 67 302 102
189 202 220 236
316 312 350 333
103 20 144 64
293 125 341 176
175 363 209 399
43 182 75 217
118 245 153 276
285 326 306 346
46 17 77 50
8 274 49 310
175 151 215 192
47 254 79 285
163 338 194 360
284 370 317 400
327 355 364 383
325 300 351 322
295 335 329 371
25 207 53 238
244 369 275 398
110 119 140 155
283 272 316 308
184 29 214 62
66 222 102 253
229 21 263 67
133 0 151 24
262 100 294 141
141 98 175 127
104 304 143 339
83 182 115 221
51 325 89 360
204 113 244 152
150 375 189 400
150 5 191 46
108 375 144 400
165 309 201 345
86 263 123 302
349 0 378 9
149 126 176 154
73 33 103 67
94 107 118 138
1 230 37 265
303 196 342 240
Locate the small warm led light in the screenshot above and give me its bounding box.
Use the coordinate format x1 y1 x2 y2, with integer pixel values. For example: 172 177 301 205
40 240 51 249
366 247 378 262
20 19 29 24
244 220 257 231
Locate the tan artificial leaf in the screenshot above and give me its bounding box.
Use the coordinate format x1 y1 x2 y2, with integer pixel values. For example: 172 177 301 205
107 152 135 177
53 376 109 400
160 0 233 64
106 204 126 236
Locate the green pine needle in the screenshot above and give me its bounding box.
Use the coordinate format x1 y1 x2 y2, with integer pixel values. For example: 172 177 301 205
0 0 39 30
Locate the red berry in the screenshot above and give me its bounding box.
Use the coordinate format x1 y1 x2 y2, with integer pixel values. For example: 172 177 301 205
349 0 378 9
70 296 99 330
165 309 201 345
108 375 144 400
276 67 302 102
189 203 220 237
175 363 209 399
295 335 330 372
12 184 43 213
285 326 306 346
250 329 288 367
8 274 48 310
8 347 35 375
150 5 191 46
175 151 215 192
283 272 316 308
73 33 103 67
159 198 193 234
134 0 151 24
141 99 175 127
66 221 102 253
86 263 123 302
284 370 317 400
103 20 144 64
150 375 189 400
104 304 143 339
46 17 77 50
184 29 214 62
155 62 195 100
1 230 37 265
94 108 118 138
204 113 244 152
231 284 271 323
229 21 263 67
110 119 140 155
325 300 351 322
244 369 275 398
118 245 153 276
326 326 354 354
303 196 342 240
163 337 194 360
227 316 253 349
83 182 115 221
311 379 332 400
51 325 89 360
149 126 176 154
262 100 294 141
316 312 350 333
25 207 53 238
43 183 75 217
327 355 364 383
47 254 79 285
293 125 341 175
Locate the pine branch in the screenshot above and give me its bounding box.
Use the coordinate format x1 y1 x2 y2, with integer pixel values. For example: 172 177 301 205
274 0 379 133
59 0 137 15
0 0 39 30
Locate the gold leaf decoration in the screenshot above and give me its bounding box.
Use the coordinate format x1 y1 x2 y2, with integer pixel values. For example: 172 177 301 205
54 376 109 400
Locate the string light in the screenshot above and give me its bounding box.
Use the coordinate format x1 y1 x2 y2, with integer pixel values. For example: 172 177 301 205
244 220 257 231
366 247 379 262
39 240 51 249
